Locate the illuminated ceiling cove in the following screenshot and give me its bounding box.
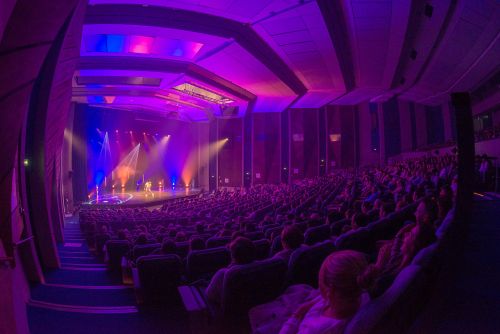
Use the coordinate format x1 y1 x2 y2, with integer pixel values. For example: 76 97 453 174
73 0 500 121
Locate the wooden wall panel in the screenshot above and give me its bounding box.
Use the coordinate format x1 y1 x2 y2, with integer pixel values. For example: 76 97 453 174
217 118 243 188
253 113 280 184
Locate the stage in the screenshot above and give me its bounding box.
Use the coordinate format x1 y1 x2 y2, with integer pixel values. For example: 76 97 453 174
83 188 202 207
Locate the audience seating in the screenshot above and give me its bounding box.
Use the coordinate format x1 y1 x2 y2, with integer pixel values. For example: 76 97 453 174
136 254 183 304
206 237 231 249
253 239 271 260
221 258 288 317
104 240 130 271
304 224 331 245
185 247 231 281
132 243 160 261
286 240 336 287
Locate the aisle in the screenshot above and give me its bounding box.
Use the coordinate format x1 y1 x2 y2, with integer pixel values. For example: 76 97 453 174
27 216 189 334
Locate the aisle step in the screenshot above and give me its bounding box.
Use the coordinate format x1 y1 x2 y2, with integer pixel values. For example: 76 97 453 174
30 284 137 308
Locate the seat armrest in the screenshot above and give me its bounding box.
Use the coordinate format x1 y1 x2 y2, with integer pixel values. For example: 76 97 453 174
178 285 207 312
179 286 211 334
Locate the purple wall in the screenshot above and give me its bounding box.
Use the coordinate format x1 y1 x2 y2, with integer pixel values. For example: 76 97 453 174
217 118 243 188
253 113 280 184
290 108 319 180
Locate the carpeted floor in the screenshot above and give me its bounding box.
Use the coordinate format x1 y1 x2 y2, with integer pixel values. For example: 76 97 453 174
28 217 191 334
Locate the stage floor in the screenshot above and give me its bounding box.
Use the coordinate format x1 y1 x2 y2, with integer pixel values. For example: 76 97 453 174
84 188 201 207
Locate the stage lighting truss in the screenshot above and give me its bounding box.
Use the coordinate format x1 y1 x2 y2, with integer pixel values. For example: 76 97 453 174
172 82 234 105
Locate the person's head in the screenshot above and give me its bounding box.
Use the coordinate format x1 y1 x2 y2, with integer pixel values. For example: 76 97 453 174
361 201 372 214
379 202 394 218
415 198 438 226
160 239 177 254
135 233 148 245
280 225 304 251
401 224 436 262
318 251 368 318
175 231 187 242
351 213 368 230
195 222 205 234
437 196 453 220
229 237 256 265
189 237 205 252
117 229 127 240
231 230 244 240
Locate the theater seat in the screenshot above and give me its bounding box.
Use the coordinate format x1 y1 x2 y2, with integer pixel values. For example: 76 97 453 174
186 247 231 281
270 235 283 256
304 224 331 245
335 227 373 253
132 243 161 262
253 239 271 260
330 218 349 236
345 265 427 334
221 258 288 317
136 254 183 304
206 237 231 249
286 240 336 287
175 241 190 258
245 231 265 240
104 240 130 270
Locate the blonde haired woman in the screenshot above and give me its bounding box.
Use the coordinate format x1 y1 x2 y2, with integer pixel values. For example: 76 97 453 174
279 250 368 334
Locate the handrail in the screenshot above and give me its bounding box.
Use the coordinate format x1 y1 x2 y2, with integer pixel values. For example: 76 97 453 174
0 236 34 268
14 235 34 247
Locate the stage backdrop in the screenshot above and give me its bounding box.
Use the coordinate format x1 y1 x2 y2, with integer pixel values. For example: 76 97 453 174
74 105 207 195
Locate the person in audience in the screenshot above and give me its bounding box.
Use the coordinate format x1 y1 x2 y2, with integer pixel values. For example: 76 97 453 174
378 202 394 219
152 239 177 255
359 223 436 298
189 237 205 252
278 250 368 334
217 222 233 237
134 233 149 245
195 222 205 235
350 213 369 230
273 225 304 263
206 237 256 305
231 230 245 240
175 231 187 242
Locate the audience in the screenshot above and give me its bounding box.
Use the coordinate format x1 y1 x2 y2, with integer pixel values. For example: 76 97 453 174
273 225 305 263
206 237 257 305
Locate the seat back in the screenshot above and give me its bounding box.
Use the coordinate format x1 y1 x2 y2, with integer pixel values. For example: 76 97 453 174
335 227 373 253
175 241 190 258
270 235 283 256
136 254 183 304
245 231 265 241
304 224 330 245
264 226 283 240
253 239 271 260
206 237 231 249
132 243 160 261
286 240 336 287
105 240 130 270
330 218 349 236
345 265 427 334
186 247 231 281
221 258 287 317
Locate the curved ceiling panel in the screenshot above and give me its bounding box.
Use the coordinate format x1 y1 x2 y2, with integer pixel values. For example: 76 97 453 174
70 0 500 119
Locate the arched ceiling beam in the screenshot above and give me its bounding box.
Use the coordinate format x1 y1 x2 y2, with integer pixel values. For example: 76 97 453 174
84 4 307 96
317 0 356 93
78 56 256 101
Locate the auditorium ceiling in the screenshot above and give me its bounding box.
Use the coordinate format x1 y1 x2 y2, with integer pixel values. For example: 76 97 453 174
73 0 500 121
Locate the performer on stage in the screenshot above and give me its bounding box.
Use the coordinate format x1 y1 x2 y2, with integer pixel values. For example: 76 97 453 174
144 180 154 198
